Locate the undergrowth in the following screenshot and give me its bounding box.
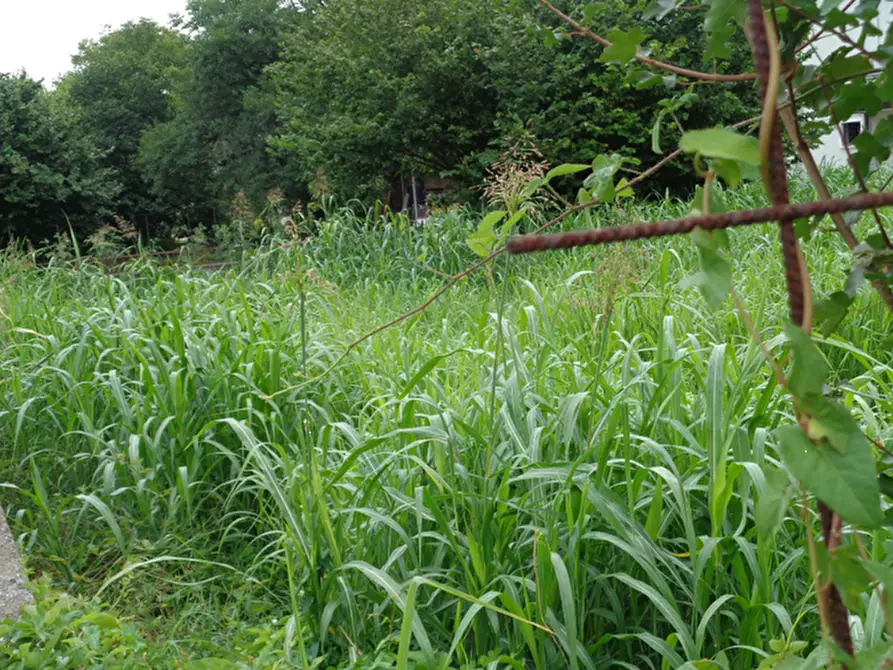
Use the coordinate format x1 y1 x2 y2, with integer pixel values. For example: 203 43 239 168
0 175 891 668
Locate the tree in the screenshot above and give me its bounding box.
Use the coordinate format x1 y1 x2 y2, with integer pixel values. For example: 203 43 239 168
267 0 759 203
141 0 295 216
59 20 191 232
268 0 504 201
0 73 118 242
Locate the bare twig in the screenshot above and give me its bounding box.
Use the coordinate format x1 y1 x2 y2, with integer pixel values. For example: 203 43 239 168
536 0 758 82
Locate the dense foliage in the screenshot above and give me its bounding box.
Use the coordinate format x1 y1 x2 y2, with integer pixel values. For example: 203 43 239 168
0 73 118 240
0 0 758 244
0 177 891 668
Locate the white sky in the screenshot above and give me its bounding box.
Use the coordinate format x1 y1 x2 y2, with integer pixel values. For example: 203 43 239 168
0 0 187 86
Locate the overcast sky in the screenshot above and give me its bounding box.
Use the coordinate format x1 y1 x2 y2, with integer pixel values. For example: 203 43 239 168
1 0 187 86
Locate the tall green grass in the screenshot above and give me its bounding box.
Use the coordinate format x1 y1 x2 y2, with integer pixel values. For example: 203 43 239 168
0 179 891 668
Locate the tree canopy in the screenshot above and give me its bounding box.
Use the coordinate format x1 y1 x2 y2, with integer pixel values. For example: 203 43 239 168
1 0 761 244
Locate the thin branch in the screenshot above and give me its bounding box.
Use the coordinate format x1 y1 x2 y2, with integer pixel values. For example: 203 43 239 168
536 0 758 82
821 81 893 249
780 0 883 63
778 105 893 313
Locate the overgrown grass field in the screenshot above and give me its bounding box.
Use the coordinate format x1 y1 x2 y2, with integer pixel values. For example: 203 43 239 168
0 181 891 668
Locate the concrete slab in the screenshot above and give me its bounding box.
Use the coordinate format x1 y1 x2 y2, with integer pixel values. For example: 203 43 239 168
0 505 33 619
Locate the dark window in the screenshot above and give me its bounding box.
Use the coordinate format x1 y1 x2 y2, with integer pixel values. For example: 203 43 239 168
842 120 862 145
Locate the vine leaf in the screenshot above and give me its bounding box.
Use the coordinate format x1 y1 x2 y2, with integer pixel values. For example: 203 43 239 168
777 424 882 528
784 324 827 399
466 210 507 257
852 132 891 176
813 291 853 336
784 324 869 456
704 0 746 60
546 164 591 180
599 28 647 65
815 543 873 612
680 227 731 309
679 128 761 166
585 154 630 203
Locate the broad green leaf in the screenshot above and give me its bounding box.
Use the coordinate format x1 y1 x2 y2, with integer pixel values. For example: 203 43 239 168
615 177 634 198
802 395 870 456
586 154 625 203
815 544 872 612
546 163 591 180
680 227 731 309
466 210 507 257
712 158 743 187
776 424 882 528
599 28 648 65
644 0 683 19
680 128 761 166
704 0 746 59
813 291 853 336
783 324 828 398
498 209 527 237
852 132 891 175
689 185 727 218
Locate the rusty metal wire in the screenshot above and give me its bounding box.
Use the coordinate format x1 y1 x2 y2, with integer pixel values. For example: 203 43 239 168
506 191 893 254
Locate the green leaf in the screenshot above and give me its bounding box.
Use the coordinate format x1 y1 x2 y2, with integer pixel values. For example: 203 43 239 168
689 186 727 218
802 395 872 456
679 227 731 309
852 132 891 175
783 324 828 399
633 71 665 90
712 158 743 187
704 0 746 59
776 424 882 528
815 544 873 612
615 177 634 198
586 154 626 203
599 28 647 65
546 164 591 180
466 210 507 257
680 128 761 166
755 465 793 542
813 291 853 336
644 0 682 19
645 483 664 540
652 109 667 154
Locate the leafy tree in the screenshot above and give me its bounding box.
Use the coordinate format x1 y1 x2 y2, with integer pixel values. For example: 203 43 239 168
268 0 759 202
268 0 504 201
141 0 294 217
484 0 759 195
59 20 190 231
0 73 118 241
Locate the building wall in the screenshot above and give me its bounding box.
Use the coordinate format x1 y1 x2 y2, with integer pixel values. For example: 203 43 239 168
807 1 892 166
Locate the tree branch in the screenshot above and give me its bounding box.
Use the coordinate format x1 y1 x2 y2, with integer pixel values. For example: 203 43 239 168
536 0 758 82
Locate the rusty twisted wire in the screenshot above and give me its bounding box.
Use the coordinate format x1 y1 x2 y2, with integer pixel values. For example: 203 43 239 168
506 192 893 254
